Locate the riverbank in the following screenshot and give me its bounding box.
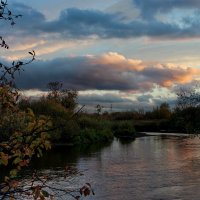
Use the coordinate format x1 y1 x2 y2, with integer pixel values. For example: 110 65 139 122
52 131 191 147
141 132 191 137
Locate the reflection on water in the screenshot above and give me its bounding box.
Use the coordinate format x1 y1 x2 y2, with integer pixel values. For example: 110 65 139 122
30 141 112 169
28 136 200 199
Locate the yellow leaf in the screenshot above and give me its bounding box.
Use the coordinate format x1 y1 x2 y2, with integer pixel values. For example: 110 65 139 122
10 169 18 177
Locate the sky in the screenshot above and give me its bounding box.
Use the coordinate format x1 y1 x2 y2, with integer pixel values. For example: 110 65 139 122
1 0 200 112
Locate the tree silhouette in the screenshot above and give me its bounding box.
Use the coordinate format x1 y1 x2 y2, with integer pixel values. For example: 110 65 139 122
175 87 200 134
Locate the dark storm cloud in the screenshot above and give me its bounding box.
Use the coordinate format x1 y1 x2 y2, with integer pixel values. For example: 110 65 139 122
48 10 182 39
15 56 139 91
133 0 200 19
2 3 200 40
0 3 45 35
13 53 199 91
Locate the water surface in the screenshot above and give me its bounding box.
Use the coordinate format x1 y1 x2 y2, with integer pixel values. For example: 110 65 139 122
31 136 200 200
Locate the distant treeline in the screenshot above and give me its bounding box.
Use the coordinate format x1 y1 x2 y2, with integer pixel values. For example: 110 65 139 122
28 83 200 140
1 81 200 146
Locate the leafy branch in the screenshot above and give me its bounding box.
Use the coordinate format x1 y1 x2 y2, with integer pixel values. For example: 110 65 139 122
0 169 95 200
0 51 36 113
0 36 8 49
0 50 36 83
0 0 22 50
0 0 22 26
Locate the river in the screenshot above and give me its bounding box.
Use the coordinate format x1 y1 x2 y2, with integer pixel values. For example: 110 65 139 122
29 135 200 200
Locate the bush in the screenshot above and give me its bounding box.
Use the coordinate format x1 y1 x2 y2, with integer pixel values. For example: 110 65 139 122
134 120 160 132
112 120 136 138
77 116 113 144
24 98 77 142
79 128 113 144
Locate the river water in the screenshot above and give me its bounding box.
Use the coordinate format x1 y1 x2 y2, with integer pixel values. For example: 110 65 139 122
30 135 200 200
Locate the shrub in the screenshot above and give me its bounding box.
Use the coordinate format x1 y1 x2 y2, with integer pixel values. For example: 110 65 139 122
79 128 113 144
112 120 136 138
77 116 113 144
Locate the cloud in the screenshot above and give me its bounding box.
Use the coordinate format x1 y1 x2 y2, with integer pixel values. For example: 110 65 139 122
133 0 200 19
78 93 132 104
12 52 200 93
0 3 45 34
2 35 93 61
136 93 176 107
78 92 177 112
2 3 200 40
137 94 153 103
37 8 200 39
78 93 135 112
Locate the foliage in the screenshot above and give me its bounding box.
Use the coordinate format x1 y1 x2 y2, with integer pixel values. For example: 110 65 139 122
0 50 35 114
21 80 79 142
95 104 102 115
47 81 78 111
0 0 22 26
110 103 171 121
175 87 200 134
0 52 95 200
0 0 22 49
20 92 115 145
0 36 8 49
0 109 51 174
0 169 94 200
20 97 78 143
0 2 95 199
77 116 113 144
0 45 52 200
176 87 200 110
134 120 160 132
112 120 136 138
